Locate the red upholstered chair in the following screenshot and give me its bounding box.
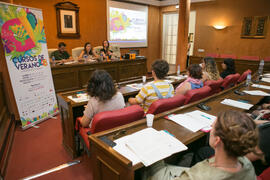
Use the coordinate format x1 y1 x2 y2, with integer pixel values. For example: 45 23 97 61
184 86 212 104
76 105 144 153
206 53 219 58
257 167 270 180
238 69 252 83
146 95 186 115
221 73 240 90
239 56 260 61
204 79 223 95
264 57 270 61
220 54 237 59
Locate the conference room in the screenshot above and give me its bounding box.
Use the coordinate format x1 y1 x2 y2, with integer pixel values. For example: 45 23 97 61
0 0 270 179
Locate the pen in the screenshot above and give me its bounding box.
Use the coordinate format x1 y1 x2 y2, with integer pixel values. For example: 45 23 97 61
201 114 211 120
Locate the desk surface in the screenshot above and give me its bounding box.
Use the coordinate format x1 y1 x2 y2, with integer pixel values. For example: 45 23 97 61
89 79 269 180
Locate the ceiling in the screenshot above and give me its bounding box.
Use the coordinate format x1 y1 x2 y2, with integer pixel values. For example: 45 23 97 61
117 0 214 6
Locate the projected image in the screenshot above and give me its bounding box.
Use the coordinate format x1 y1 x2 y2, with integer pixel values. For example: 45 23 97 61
109 7 147 41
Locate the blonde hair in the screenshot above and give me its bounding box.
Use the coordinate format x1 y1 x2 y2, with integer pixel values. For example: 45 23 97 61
204 57 221 80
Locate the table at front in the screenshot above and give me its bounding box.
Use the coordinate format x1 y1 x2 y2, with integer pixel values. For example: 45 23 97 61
88 80 269 180
51 58 147 92
57 75 185 158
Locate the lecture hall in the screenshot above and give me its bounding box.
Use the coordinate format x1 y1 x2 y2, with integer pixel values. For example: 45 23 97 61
0 0 270 179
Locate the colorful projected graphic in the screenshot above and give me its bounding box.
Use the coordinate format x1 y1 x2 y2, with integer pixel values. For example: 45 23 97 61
110 10 131 32
0 3 58 129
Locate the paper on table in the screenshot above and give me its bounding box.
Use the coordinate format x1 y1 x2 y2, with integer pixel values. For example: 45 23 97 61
113 136 141 165
221 99 253 110
243 90 270 96
261 78 270 83
167 75 186 80
263 73 270 77
252 84 270 90
67 94 89 103
126 83 143 90
125 128 187 166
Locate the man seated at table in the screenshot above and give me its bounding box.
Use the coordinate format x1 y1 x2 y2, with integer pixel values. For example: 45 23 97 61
128 60 174 112
51 42 72 62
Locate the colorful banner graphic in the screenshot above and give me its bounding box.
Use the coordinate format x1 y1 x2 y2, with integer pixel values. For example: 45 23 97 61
0 3 58 129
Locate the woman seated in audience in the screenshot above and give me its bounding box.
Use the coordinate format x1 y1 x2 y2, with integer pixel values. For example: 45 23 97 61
250 97 270 124
78 42 96 60
220 58 235 78
80 70 125 128
144 110 258 180
201 57 222 81
175 64 203 95
100 40 113 60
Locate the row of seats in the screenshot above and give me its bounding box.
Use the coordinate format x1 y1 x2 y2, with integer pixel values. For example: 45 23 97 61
75 69 251 153
206 53 270 61
47 45 121 59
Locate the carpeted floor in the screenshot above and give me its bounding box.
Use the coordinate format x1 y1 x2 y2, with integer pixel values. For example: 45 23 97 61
5 115 93 180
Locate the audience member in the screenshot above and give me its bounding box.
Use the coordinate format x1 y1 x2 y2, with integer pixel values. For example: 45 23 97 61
175 64 203 95
78 42 96 60
128 60 174 112
201 57 221 81
51 42 71 61
80 70 125 128
220 58 235 78
143 110 258 180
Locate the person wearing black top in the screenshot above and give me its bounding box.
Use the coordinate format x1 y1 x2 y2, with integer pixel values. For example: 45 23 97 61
100 40 113 59
51 42 71 61
220 58 235 78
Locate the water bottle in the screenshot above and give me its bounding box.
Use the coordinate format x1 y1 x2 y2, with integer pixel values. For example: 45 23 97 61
177 65 180 76
258 60 264 76
83 55 88 63
100 53 104 61
52 56 55 66
246 73 251 86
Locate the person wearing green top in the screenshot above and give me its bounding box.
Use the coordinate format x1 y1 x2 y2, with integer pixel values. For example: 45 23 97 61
51 42 70 61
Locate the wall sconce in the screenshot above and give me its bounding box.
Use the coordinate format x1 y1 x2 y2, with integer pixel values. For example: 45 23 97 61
213 25 227 30
176 5 179 9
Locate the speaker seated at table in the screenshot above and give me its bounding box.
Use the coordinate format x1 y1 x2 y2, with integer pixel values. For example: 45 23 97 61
48 48 58 58
75 105 144 154
93 45 121 58
72 47 84 60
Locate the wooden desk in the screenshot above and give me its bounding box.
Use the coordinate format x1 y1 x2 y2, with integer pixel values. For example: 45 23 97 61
52 58 147 92
57 75 185 158
89 80 269 180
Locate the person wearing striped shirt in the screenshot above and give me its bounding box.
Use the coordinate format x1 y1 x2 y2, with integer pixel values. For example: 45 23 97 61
128 60 174 112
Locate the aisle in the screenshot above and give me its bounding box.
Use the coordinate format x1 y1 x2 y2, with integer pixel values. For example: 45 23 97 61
5 116 93 180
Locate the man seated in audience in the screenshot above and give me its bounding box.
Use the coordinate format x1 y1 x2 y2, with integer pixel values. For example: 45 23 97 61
80 70 125 128
220 58 235 78
51 42 72 62
201 57 222 81
175 64 203 95
128 60 174 112
143 111 258 180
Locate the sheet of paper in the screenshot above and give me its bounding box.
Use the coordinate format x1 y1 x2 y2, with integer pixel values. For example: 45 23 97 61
67 94 89 103
167 75 186 80
263 73 270 77
113 136 141 165
64 61 76 65
125 128 187 166
126 83 143 90
243 90 270 96
261 78 270 83
252 84 270 90
221 99 253 110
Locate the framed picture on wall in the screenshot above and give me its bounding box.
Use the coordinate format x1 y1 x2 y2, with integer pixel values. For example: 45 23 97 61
55 1 80 38
241 16 268 39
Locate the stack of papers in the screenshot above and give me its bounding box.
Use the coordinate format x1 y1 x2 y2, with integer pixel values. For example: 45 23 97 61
168 110 216 132
113 128 187 166
67 93 89 103
221 99 253 110
243 90 270 96
126 83 143 90
262 78 270 83
252 84 270 90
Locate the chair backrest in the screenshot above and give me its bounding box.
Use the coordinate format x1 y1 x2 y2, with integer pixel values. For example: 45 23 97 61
206 53 219 58
90 105 144 134
238 69 252 83
47 48 58 58
232 73 241 84
184 86 212 104
220 54 237 59
204 79 224 95
146 95 186 115
264 57 270 61
72 47 84 59
258 167 270 180
221 74 238 90
239 56 260 61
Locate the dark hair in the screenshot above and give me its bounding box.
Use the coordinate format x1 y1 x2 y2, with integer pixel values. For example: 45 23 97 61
223 58 235 73
102 40 110 51
58 42 66 48
87 70 116 102
203 57 221 80
151 60 169 79
84 42 93 55
214 110 258 158
258 122 270 164
187 64 202 79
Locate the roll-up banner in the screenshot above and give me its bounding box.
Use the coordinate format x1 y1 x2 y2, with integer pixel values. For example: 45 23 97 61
0 2 59 129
